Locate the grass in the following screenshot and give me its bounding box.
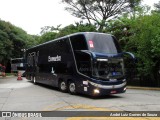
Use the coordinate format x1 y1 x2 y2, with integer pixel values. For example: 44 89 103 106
0 73 15 77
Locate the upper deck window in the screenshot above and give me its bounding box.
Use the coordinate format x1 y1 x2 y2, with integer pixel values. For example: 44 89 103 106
86 33 121 54
70 35 88 50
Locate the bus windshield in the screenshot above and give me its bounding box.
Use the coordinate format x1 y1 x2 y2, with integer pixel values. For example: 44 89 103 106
86 33 121 54
92 58 125 80
11 59 24 64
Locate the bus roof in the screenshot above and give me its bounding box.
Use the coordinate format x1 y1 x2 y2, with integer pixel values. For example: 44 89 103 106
27 32 112 50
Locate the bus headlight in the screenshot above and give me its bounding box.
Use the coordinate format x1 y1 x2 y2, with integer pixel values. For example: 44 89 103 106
94 89 100 94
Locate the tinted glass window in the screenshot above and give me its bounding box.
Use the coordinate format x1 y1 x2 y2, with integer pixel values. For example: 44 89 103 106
86 34 121 54
11 59 24 64
70 35 88 50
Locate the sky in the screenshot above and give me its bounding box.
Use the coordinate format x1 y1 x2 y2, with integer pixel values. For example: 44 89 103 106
0 0 159 35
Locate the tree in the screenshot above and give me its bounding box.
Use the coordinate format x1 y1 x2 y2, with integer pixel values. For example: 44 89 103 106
38 22 97 43
38 32 58 44
129 14 160 87
104 11 160 87
40 25 61 35
0 19 36 67
55 22 97 38
0 30 13 64
62 0 142 31
153 1 160 13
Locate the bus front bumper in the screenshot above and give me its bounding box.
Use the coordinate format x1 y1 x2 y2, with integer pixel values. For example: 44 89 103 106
85 81 127 96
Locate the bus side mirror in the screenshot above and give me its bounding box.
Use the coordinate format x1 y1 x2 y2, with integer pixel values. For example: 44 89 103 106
123 52 137 63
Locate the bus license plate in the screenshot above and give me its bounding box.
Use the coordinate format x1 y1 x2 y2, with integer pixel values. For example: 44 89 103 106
111 91 117 94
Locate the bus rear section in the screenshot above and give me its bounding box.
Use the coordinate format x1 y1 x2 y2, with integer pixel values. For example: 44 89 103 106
11 58 26 76
25 32 134 96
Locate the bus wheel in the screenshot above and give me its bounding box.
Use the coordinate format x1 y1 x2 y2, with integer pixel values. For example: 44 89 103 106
68 81 76 94
59 81 67 92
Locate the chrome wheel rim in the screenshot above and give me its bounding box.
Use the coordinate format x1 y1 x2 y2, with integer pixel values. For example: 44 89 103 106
60 82 66 91
33 77 36 83
69 83 75 93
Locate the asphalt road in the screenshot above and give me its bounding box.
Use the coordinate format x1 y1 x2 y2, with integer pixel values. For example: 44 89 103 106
0 76 160 120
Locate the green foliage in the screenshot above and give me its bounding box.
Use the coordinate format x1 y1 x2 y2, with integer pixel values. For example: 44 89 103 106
131 13 160 79
38 32 57 44
56 23 97 38
0 30 13 62
105 12 160 85
38 22 97 44
151 34 160 57
153 1 160 13
0 19 36 65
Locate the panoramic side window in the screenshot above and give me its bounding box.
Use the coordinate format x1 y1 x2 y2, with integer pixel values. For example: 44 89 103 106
75 52 91 76
70 35 91 76
70 35 88 50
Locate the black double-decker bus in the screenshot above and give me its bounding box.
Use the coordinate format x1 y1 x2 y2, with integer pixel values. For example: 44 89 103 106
25 32 134 96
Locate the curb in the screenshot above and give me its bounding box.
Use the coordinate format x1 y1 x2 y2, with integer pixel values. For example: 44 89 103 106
127 86 160 91
0 75 15 79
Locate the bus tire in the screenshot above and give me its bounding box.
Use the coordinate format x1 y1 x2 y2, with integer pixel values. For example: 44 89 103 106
68 80 76 94
59 80 67 92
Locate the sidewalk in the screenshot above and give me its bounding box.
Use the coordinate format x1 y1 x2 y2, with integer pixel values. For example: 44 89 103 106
0 75 14 78
127 86 160 91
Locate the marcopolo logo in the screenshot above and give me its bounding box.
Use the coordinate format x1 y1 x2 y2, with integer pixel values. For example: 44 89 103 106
48 55 61 62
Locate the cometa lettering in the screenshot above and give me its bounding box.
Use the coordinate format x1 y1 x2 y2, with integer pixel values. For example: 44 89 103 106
48 55 61 62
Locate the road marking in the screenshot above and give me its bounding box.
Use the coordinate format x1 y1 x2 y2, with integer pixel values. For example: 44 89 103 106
44 102 160 120
43 102 160 120
42 102 115 111
42 102 66 111
54 104 112 111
